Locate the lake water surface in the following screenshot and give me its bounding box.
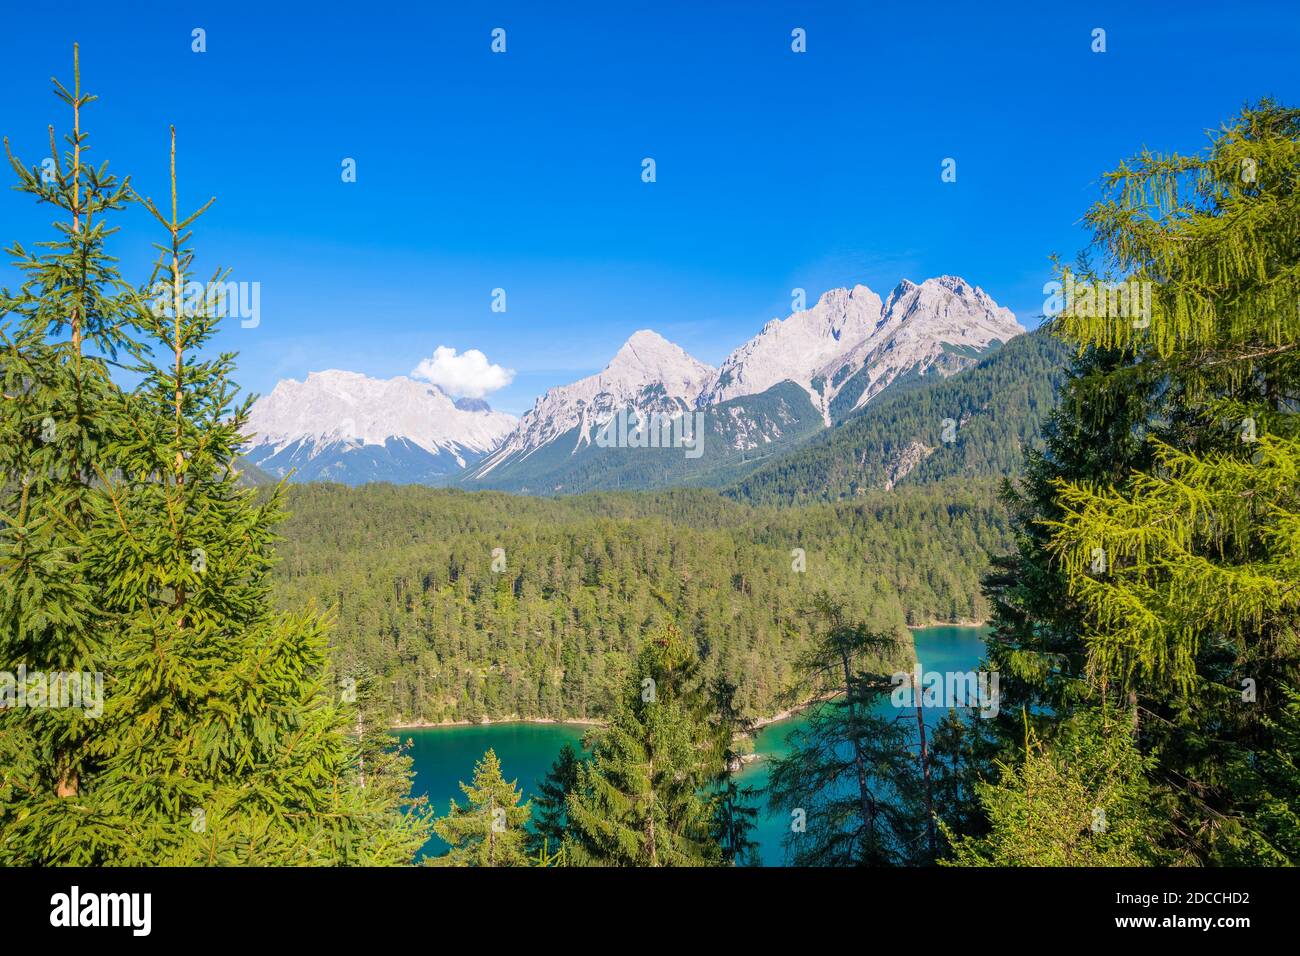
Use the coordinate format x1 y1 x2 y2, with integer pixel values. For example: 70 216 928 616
402 624 988 864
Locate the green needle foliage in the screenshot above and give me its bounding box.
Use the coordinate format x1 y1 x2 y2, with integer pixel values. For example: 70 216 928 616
430 748 531 867
527 741 583 857
1044 102 1300 863
944 710 1166 867
0 45 147 862
706 676 761 866
1048 101 1299 700
0 50 429 866
566 622 722 866
349 665 422 808
765 593 929 866
1243 684 1300 862
933 340 1166 855
957 100 1300 867
273 480 973 725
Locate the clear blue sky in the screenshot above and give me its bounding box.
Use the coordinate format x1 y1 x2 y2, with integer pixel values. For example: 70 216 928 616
2 1 1296 413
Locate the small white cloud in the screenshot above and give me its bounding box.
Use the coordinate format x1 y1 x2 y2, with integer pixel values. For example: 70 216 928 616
412 346 515 399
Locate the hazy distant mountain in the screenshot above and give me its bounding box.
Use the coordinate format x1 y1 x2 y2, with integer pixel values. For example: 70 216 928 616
244 370 517 485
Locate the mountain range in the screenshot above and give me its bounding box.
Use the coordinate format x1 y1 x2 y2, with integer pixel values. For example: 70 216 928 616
243 370 516 485
243 276 1041 494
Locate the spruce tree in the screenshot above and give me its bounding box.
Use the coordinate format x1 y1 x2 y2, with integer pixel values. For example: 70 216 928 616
85 126 428 864
348 665 420 809
765 593 928 866
430 748 531 867
981 334 1158 725
566 622 721 866
0 46 143 863
1241 683 1300 862
2 54 430 865
931 337 1164 852
527 741 582 856
706 676 760 866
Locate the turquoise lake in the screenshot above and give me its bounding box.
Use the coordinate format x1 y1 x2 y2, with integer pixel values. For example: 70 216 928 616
401 624 988 865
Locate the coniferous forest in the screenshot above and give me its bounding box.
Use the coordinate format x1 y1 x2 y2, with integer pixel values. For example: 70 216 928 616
272 480 1003 724
0 22 1298 919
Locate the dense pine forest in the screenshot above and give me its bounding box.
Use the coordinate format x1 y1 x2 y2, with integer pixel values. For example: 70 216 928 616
272 479 1006 723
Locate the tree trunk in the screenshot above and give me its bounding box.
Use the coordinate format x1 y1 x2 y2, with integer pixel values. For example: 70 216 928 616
645 755 657 866
841 650 877 852
914 688 937 860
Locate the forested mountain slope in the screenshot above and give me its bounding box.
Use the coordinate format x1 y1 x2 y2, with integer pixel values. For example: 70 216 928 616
726 328 1070 506
271 481 1010 723
461 381 825 494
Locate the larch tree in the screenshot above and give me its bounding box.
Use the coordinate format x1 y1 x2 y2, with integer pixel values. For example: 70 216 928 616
943 710 1166 867
1045 101 1300 863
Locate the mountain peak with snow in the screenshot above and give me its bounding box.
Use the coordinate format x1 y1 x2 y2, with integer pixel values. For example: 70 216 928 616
467 333 715 479
697 282 885 416
247 275 1025 490
702 276 1023 424
243 370 517 485
603 329 716 394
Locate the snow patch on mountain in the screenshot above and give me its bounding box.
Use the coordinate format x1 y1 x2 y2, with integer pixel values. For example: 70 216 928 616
469 330 715 477
245 369 516 471
701 276 1023 424
698 284 885 421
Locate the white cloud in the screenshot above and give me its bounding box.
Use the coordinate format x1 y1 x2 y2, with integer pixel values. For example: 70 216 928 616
411 346 515 399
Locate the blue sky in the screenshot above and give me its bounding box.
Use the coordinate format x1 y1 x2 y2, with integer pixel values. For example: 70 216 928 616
1 1 1296 413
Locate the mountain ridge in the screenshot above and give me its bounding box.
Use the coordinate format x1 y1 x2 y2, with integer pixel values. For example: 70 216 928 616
700 276 1023 425
243 369 517 485
469 329 715 480
245 276 1034 490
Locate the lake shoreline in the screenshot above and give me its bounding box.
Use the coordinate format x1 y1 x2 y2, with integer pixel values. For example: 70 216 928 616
393 622 987 732
393 715 603 730
396 704 815 735
752 693 833 730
